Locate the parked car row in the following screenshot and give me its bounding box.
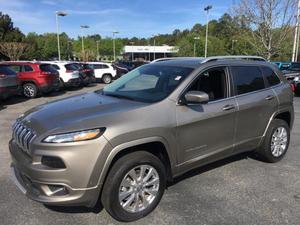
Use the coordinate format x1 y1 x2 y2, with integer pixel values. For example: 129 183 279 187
0 61 117 100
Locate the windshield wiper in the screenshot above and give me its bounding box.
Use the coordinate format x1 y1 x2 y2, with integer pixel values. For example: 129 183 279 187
103 92 136 101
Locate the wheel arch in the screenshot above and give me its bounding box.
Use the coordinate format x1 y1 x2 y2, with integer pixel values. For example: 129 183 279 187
97 137 174 192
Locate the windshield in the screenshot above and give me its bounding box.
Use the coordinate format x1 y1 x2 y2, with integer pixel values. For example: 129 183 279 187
102 64 193 103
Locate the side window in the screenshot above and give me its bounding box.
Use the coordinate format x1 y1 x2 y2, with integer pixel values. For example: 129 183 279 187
93 64 102 69
9 65 21 73
187 67 227 101
231 66 265 95
24 65 34 72
261 66 280 87
102 64 109 69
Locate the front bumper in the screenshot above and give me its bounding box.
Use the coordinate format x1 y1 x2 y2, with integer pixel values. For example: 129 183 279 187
9 135 111 207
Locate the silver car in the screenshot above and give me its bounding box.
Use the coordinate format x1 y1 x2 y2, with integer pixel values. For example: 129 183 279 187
9 56 294 222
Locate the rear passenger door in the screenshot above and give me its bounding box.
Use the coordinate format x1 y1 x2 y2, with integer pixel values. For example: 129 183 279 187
19 65 35 81
231 66 278 152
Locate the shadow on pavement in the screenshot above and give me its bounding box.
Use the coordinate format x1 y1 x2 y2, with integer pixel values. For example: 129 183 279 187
44 198 103 214
169 152 252 187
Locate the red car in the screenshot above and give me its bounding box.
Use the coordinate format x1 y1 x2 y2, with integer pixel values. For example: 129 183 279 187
1 62 60 98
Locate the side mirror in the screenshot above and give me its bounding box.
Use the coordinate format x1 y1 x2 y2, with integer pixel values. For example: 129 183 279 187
184 91 209 104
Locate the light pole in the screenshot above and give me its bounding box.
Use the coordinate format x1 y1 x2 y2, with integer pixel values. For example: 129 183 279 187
80 25 89 53
55 11 67 61
112 31 119 62
130 41 135 61
96 40 100 60
231 39 237 54
152 35 156 60
204 5 212 58
193 37 200 57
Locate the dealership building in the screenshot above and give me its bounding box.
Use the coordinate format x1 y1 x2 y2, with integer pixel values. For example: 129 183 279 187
122 45 178 61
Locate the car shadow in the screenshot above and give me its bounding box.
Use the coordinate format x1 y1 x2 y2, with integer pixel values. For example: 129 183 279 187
0 95 29 106
169 152 253 187
45 198 103 214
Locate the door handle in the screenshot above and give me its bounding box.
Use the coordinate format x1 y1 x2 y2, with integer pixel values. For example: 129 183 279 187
222 104 235 111
265 95 275 100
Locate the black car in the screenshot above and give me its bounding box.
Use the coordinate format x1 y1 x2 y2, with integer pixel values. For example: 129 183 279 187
0 65 20 100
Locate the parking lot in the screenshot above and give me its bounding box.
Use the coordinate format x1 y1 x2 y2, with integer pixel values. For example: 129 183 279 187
0 84 299 225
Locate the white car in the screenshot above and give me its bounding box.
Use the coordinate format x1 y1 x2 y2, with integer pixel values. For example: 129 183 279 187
44 61 81 88
85 62 116 84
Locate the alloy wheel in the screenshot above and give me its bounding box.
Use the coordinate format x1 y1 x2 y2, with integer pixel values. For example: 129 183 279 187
271 127 288 157
119 165 160 213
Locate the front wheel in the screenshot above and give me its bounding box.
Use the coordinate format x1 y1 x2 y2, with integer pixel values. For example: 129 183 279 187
258 119 290 163
23 83 38 98
101 151 166 222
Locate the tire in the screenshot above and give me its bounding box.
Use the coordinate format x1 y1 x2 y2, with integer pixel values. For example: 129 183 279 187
101 151 166 222
102 74 112 84
23 83 38 98
258 119 290 163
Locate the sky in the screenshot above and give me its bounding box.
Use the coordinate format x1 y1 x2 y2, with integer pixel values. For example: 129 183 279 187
0 0 236 39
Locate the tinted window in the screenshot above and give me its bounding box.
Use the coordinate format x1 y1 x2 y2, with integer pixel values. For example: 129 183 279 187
231 66 265 95
102 64 109 69
24 65 33 72
188 67 227 101
51 64 60 70
93 64 101 69
0 66 17 76
65 63 78 71
40 64 58 73
261 66 280 86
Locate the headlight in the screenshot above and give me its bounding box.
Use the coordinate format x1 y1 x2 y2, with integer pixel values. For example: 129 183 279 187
294 76 300 82
43 128 104 143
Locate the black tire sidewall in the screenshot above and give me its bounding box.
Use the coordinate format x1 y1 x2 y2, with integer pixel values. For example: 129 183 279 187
261 119 290 163
101 151 166 222
23 83 37 98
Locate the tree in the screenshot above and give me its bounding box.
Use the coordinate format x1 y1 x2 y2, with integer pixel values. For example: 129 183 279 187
235 0 296 60
0 12 24 42
0 42 28 60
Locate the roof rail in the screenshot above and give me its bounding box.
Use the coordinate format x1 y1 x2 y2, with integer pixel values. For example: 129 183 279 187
201 55 267 63
151 57 203 63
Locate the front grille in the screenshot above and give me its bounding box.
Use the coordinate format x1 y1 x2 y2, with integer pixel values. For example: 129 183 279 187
12 121 36 154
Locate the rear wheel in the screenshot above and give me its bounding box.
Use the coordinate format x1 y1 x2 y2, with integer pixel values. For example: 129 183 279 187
23 83 38 98
102 74 112 84
258 119 290 163
101 151 166 222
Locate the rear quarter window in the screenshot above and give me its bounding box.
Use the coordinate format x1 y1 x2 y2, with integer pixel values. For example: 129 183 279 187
231 66 265 95
261 66 280 86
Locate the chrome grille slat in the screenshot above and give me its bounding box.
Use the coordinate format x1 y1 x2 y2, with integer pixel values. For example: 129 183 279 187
12 121 36 154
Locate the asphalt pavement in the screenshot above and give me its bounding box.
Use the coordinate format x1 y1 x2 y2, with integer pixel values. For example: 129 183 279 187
0 84 299 225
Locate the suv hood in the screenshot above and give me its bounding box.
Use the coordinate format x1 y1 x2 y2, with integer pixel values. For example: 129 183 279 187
19 91 148 135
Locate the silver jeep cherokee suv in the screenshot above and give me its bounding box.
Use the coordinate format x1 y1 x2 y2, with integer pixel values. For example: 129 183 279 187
10 56 294 222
